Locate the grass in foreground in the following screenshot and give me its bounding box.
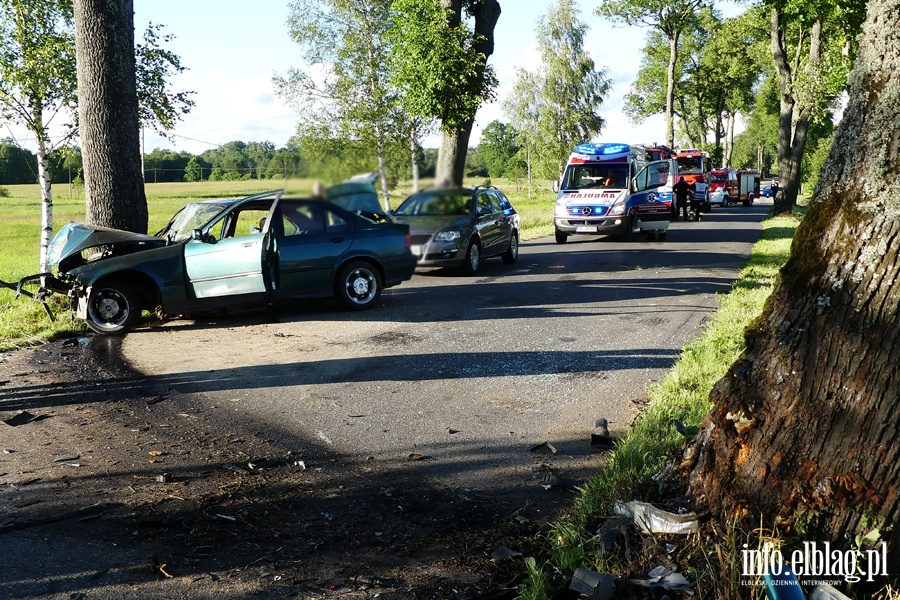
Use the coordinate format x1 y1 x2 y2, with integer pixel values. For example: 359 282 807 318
0 178 555 351
517 211 802 599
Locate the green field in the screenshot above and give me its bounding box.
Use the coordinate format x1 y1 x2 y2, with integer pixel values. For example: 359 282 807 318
0 177 557 349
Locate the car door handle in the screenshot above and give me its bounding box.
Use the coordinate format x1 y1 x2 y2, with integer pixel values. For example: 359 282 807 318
242 241 257 248
330 237 345 243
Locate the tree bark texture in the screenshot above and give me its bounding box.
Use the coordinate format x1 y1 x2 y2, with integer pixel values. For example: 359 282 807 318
689 0 900 560
74 0 147 233
435 0 500 185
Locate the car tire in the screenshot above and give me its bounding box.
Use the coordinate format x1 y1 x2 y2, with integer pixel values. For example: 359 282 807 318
335 261 382 310
501 232 519 264
555 228 568 244
85 279 143 334
743 193 753 207
461 240 481 275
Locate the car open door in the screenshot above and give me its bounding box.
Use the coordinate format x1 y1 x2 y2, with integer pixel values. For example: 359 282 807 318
183 200 276 305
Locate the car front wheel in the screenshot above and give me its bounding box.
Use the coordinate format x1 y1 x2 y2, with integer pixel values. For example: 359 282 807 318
461 240 481 275
85 279 142 334
501 232 519 264
335 261 382 310
555 228 568 244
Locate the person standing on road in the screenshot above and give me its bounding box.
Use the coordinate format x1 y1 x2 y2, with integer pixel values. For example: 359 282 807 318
673 176 691 221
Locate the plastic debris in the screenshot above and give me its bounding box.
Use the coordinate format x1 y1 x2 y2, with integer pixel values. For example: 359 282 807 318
614 500 699 535
764 562 805 599
490 546 523 561
530 441 557 455
569 567 615 599
4 411 49 427
674 420 700 438
810 584 851 599
591 418 615 448
156 473 172 483
53 454 80 462
629 566 693 593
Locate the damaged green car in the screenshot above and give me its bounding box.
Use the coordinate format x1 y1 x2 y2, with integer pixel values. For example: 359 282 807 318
10 189 416 334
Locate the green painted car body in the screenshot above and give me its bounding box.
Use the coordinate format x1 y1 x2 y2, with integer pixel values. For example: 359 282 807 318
45 189 415 334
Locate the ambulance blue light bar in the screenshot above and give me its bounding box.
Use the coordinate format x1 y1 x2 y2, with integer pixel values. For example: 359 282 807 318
573 143 630 156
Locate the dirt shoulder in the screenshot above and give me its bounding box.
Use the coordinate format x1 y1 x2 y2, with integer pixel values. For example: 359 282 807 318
1 335 580 599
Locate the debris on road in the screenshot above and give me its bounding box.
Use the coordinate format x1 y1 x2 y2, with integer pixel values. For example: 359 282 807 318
591 418 615 449
4 411 49 427
569 567 615 599
530 441 557 455
629 565 693 593
614 500 699 535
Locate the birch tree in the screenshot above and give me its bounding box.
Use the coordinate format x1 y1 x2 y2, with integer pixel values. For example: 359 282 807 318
0 0 76 272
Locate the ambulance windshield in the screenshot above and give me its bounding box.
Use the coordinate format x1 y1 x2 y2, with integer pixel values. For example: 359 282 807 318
563 164 629 190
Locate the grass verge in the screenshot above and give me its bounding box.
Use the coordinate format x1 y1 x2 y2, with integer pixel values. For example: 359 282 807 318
517 211 802 599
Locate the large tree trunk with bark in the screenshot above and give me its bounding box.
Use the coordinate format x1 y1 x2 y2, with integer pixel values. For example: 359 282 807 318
688 0 900 565
73 0 147 233
435 0 500 185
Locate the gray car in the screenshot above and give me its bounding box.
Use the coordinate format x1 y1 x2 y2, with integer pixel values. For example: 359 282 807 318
390 185 520 274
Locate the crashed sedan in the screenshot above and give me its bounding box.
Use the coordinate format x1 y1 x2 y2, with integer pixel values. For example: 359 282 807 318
30 190 416 334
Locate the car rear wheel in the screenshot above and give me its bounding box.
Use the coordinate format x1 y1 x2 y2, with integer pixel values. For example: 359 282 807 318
461 240 481 275
85 279 142 334
335 261 382 310
501 232 519 264
554 228 568 244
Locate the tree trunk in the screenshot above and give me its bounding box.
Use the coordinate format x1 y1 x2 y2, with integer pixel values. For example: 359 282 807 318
436 120 474 186
688 0 900 565
435 0 500 186
665 33 679 148
73 0 147 233
410 125 420 194
770 9 820 215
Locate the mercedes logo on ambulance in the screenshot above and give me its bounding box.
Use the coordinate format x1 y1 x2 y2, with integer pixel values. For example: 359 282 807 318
581 207 592 216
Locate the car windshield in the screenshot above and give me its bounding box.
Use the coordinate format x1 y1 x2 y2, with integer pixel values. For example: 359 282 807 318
395 193 471 216
676 156 707 174
710 173 727 183
157 202 229 242
562 164 628 190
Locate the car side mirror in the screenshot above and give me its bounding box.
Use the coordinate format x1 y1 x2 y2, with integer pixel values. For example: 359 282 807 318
192 229 215 243
552 180 560 193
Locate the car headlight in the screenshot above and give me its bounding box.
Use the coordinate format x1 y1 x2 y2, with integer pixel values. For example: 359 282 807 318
608 201 627 216
434 231 460 241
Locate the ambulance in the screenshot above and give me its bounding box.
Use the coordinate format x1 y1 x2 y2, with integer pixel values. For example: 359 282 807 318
553 143 677 242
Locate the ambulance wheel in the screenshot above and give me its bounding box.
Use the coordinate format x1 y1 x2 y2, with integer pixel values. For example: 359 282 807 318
555 229 568 244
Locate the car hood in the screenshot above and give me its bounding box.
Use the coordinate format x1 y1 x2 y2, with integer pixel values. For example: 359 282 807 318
48 222 164 269
390 215 468 235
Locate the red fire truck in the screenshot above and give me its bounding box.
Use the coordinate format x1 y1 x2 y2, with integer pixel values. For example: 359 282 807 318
674 148 712 209
708 168 761 207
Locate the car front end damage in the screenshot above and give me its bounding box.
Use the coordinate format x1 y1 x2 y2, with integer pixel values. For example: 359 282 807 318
2 222 169 325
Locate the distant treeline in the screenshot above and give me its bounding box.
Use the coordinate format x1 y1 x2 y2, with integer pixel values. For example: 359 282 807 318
0 138 504 186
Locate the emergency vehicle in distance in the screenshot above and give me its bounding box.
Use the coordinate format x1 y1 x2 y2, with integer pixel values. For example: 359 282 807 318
553 143 677 243
674 148 712 208
708 167 761 207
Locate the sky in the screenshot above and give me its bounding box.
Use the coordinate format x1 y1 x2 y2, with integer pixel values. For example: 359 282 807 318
6 1 741 155
129 0 676 155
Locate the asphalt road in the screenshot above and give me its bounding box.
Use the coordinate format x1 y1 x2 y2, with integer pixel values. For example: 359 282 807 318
121 199 770 493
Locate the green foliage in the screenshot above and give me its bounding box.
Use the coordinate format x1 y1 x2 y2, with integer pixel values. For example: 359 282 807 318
388 0 497 131
503 0 611 178
478 121 520 179
134 23 195 135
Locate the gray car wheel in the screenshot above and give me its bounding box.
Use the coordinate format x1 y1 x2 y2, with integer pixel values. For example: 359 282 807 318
461 240 481 275
335 261 382 310
501 232 519 264
85 280 142 334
